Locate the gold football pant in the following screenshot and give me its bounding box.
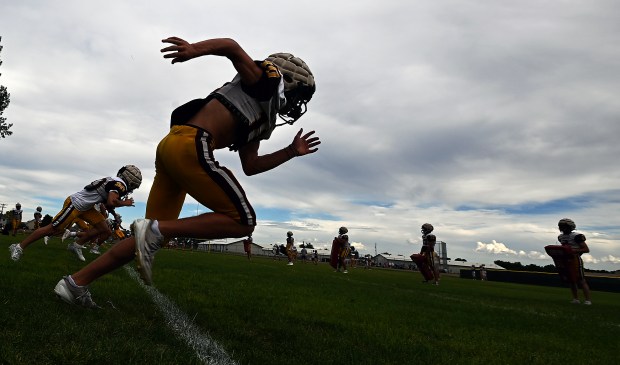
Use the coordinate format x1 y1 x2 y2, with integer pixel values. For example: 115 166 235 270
146 125 256 226
51 197 106 231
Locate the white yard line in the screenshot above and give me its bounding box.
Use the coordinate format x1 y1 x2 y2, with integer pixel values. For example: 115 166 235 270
124 266 238 365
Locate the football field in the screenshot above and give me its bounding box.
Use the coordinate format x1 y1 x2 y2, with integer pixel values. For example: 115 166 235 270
2 234 619 365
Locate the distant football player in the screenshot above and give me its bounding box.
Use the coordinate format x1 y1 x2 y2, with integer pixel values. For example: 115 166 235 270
62 203 121 256
336 227 350 273
33 206 43 229
420 223 440 285
9 165 141 263
243 236 253 261
54 35 319 308
10 203 23 236
286 231 295 265
33 206 51 245
557 218 592 305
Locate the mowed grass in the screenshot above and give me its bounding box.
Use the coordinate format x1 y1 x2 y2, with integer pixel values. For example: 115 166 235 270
1 233 619 365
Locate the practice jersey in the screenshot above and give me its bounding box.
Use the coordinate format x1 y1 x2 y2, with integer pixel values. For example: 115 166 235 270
34 211 42 221
286 236 294 249
170 60 285 151
558 231 586 251
11 209 23 220
421 233 435 253
70 177 129 211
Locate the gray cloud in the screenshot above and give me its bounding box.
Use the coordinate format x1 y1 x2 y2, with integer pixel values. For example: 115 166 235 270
1 0 619 270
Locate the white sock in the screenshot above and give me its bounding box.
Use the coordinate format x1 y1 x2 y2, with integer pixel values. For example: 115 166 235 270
66 275 81 288
151 220 162 237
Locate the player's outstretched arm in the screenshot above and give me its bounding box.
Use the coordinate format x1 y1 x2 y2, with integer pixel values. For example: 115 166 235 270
238 128 321 176
161 37 262 84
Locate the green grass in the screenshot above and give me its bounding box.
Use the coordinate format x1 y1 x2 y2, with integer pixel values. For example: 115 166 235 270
1 233 619 364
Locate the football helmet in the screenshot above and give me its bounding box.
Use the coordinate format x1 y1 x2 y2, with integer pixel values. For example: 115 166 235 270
287 231 293 237
117 165 142 192
421 223 434 235
36 206 42 212
339 227 348 235
16 203 21 209
266 53 315 125
558 218 576 232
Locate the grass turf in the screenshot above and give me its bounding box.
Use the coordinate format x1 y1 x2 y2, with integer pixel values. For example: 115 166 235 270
1 233 619 364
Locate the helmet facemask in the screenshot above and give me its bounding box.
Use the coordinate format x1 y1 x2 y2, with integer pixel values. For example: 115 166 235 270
265 52 315 126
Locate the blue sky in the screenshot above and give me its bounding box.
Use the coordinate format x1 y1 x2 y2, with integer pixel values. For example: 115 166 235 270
1 0 619 270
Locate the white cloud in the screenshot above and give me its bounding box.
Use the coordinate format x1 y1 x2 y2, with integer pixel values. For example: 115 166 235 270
600 255 620 264
476 240 517 255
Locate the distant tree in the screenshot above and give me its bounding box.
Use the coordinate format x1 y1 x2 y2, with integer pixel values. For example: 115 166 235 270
0 36 12 138
455 258 467 262
494 260 557 273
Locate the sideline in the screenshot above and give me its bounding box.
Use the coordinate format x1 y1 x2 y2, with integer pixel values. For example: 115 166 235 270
124 266 238 365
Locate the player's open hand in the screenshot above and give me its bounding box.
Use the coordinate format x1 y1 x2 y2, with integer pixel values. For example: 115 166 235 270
161 37 198 64
291 129 320 156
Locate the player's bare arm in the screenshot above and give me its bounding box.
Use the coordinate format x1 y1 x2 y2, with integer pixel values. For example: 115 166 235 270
107 191 134 208
238 128 321 176
577 240 590 254
161 37 262 84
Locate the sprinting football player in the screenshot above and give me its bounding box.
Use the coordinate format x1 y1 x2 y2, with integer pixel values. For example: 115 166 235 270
54 36 319 308
557 218 592 305
62 203 123 256
9 165 141 262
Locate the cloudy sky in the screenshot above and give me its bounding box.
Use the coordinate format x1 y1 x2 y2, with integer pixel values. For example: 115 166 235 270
1 0 619 270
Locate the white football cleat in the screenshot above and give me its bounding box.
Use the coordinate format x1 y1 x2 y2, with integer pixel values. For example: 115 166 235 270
67 242 86 262
9 244 23 261
61 229 72 243
132 219 163 286
44 236 49 245
54 276 98 308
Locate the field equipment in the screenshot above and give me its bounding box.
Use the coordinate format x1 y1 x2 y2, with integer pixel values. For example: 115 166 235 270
545 244 578 283
410 253 434 281
330 237 342 269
